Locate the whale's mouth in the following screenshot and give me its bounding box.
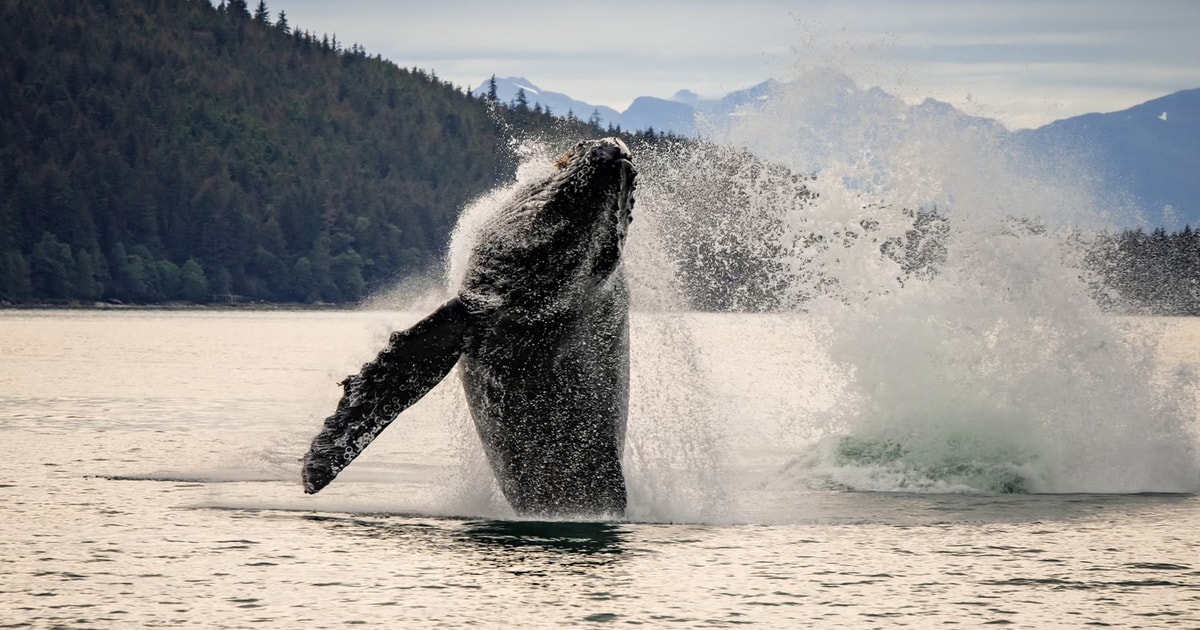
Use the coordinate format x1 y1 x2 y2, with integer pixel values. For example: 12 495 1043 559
556 137 633 172
619 158 637 196
591 137 631 164
602 138 637 189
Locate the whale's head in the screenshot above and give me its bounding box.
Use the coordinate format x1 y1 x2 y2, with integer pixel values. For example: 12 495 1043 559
550 137 636 233
456 137 637 314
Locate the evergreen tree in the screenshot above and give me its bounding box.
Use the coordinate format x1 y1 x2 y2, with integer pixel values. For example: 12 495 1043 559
227 0 250 18
291 256 315 302
332 249 366 301
211 267 233 300
0 252 32 301
274 10 289 34
309 232 337 302
486 75 498 102
73 249 101 301
180 258 211 303
253 1 269 25
30 232 75 299
109 242 147 303
152 259 182 301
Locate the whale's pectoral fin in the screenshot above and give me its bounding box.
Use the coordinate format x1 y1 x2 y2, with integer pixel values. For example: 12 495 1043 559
302 297 471 494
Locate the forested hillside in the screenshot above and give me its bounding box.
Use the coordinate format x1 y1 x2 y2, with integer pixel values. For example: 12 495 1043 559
0 0 625 304
4 0 1193 313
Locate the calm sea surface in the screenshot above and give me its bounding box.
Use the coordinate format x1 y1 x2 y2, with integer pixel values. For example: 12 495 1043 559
1 309 1198 628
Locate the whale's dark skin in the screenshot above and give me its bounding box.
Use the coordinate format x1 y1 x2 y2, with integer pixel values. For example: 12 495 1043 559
302 137 636 516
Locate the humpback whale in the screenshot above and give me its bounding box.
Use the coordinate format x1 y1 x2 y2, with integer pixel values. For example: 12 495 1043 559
302 137 637 516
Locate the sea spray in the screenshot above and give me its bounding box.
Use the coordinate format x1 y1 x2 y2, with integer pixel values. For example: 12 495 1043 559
700 69 1200 493
624 196 732 522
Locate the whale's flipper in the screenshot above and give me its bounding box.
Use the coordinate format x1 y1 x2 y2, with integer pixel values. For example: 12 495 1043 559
302 298 470 494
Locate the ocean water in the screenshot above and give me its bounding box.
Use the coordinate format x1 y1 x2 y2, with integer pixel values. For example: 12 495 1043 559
2 309 1199 628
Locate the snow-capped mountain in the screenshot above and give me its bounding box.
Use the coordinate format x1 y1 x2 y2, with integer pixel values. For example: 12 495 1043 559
475 76 1198 226
1013 88 1200 227
472 77 621 127
472 76 776 135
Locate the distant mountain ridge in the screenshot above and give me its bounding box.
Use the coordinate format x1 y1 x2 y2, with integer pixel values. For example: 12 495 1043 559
479 77 1199 227
474 76 776 135
474 77 622 127
1013 89 1200 227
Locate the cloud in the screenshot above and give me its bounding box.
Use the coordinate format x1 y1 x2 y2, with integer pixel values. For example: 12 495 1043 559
261 0 1200 127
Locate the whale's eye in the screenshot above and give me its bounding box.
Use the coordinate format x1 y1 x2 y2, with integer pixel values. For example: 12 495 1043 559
554 151 572 170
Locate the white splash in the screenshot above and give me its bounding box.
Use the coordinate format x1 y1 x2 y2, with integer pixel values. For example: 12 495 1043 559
690 68 1200 494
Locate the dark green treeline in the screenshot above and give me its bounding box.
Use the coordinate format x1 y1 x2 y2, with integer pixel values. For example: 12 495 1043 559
0 0 655 304
1090 226 1200 315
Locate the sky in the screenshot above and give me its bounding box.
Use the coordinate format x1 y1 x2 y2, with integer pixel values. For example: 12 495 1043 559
254 0 1200 130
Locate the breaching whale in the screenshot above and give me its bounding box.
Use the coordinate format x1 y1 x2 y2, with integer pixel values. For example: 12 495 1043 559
302 137 637 516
